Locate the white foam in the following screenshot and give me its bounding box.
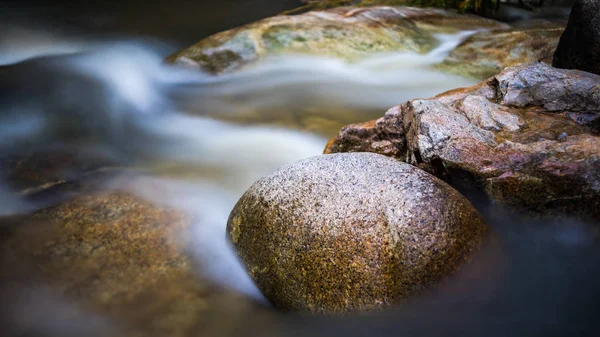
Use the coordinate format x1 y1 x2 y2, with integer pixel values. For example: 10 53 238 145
181 31 478 115
0 29 477 301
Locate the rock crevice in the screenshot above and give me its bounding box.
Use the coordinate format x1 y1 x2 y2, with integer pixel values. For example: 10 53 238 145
326 63 600 220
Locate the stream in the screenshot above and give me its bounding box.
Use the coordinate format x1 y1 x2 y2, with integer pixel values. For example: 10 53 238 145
0 1 599 337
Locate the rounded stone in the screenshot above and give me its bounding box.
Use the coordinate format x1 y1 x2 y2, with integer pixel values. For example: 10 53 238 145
226 152 488 313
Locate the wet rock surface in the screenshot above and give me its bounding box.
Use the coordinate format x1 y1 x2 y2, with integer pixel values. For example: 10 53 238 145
438 24 564 79
553 0 600 76
167 6 507 74
227 152 488 313
323 119 405 157
326 63 600 220
0 150 112 196
166 5 569 81
0 182 273 337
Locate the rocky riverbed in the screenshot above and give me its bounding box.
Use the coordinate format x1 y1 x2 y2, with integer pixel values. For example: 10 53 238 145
325 62 600 221
167 5 561 79
1 2 599 337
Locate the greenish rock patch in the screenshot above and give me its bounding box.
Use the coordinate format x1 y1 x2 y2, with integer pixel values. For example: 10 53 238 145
167 6 508 74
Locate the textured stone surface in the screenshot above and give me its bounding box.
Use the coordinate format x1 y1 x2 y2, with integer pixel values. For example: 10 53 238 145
0 187 271 337
553 0 600 76
226 152 488 313
167 6 507 74
438 24 564 79
326 63 600 220
323 114 405 157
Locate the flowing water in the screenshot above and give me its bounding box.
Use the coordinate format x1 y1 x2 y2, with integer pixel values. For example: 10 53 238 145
0 2 599 337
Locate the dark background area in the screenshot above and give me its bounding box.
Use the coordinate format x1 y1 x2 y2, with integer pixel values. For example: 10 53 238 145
0 0 304 46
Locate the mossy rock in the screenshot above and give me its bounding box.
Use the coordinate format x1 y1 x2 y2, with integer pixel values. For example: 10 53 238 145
167 6 507 74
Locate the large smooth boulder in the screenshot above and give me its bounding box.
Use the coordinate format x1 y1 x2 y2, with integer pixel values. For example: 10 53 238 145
326 63 600 221
167 5 567 80
167 6 507 74
553 0 600 75
226 153 488 313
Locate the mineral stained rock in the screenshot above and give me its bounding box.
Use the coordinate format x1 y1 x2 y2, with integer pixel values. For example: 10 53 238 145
167 6 507 74
326 63 600 221
0 187 271 337
227 152 487 313
438 24 564 79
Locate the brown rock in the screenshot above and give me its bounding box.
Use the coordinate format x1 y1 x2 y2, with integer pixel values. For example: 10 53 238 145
167 6 507 74
226 152 488 313
322 117 404 156
0 185 270 337
326 62 600 220
438 25 564 79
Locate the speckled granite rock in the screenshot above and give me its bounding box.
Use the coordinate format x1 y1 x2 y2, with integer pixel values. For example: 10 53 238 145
553 0 600 76
437 24 564 79
167 6 507 74
325 63 600 220
0 187 271 337
226 152 488 313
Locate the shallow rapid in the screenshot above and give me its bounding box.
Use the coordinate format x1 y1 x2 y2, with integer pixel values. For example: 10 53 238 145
0 20 599 337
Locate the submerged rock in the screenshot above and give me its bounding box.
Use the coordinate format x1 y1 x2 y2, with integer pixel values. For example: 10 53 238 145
167 6 506 74
438 24 564 79
553 0 600 75
0 150 111 196
167 5 565 80
226 153 487 313
326 63 600 220
0 184 270 337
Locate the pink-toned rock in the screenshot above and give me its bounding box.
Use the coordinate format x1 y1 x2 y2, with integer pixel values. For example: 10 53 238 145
326 62 600 220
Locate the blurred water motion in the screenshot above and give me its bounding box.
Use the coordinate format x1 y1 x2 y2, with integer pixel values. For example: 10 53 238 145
0 1 599 337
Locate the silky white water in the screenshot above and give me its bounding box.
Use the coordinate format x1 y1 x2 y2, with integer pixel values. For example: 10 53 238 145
1 23 599 337
0 28 477 306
